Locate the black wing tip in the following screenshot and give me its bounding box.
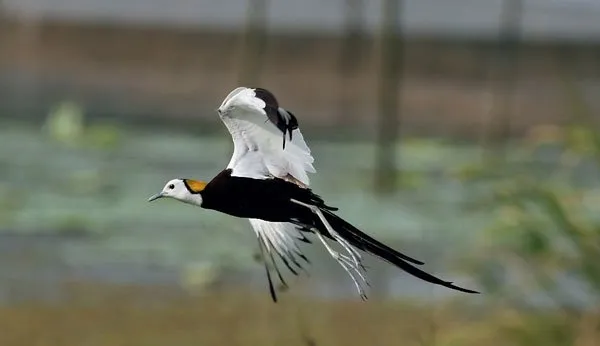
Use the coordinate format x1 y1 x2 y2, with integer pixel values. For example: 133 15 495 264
269 282 278 302
282 108 299 130
252 87 300 148
279 109 298 150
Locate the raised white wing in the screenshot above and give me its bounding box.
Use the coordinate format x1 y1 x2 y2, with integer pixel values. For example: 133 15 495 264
217 87 317 301
217 87 315 187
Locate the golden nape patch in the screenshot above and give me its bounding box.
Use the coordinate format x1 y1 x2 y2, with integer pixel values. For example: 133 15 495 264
183 179 207 193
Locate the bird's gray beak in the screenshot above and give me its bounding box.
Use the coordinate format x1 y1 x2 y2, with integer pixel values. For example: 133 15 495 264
148 192 164 202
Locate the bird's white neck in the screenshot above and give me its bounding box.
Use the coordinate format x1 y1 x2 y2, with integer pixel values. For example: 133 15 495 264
180 193 204 207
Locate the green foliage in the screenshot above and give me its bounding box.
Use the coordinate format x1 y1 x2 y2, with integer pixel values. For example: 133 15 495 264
0 185 27 226
54 215 92 237
43 100 122 151
469 135 600 287
86 123 122 150
455 122 600 345
458 54 600 304
43 101 85 146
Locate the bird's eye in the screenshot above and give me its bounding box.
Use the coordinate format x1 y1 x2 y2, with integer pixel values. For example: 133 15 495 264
168 184 175 189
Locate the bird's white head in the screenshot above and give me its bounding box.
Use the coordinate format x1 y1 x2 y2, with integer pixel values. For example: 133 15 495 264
147 178 206 206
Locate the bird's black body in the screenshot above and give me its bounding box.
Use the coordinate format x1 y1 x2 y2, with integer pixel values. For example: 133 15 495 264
200 169 330 222
253 87 298 149
200 169 479 296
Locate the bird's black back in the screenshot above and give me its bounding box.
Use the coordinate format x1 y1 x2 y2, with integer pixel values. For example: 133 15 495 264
201 169 335 221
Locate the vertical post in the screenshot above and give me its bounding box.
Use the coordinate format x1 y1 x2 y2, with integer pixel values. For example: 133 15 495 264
238 0 269 86
338 0 365 123
0 1 3 120
483 0 523 158
374 0 402 195
13 3 42 121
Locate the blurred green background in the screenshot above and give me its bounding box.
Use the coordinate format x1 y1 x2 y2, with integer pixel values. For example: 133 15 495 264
0 1 599 345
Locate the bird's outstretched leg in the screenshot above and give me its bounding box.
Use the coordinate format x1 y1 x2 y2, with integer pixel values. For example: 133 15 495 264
290 199 370 300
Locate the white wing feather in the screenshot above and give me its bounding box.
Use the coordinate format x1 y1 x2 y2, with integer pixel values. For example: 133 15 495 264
218 87 316 300
248 218 311 295
218 87 315 186
248 219 309 264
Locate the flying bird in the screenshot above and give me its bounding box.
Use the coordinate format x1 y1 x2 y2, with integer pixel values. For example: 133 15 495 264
148 87 479 301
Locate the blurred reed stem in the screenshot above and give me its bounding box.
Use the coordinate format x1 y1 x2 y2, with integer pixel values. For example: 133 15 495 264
374 0 403 195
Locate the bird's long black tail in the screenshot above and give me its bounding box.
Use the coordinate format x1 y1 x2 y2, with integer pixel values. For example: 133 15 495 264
318 210 479 294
